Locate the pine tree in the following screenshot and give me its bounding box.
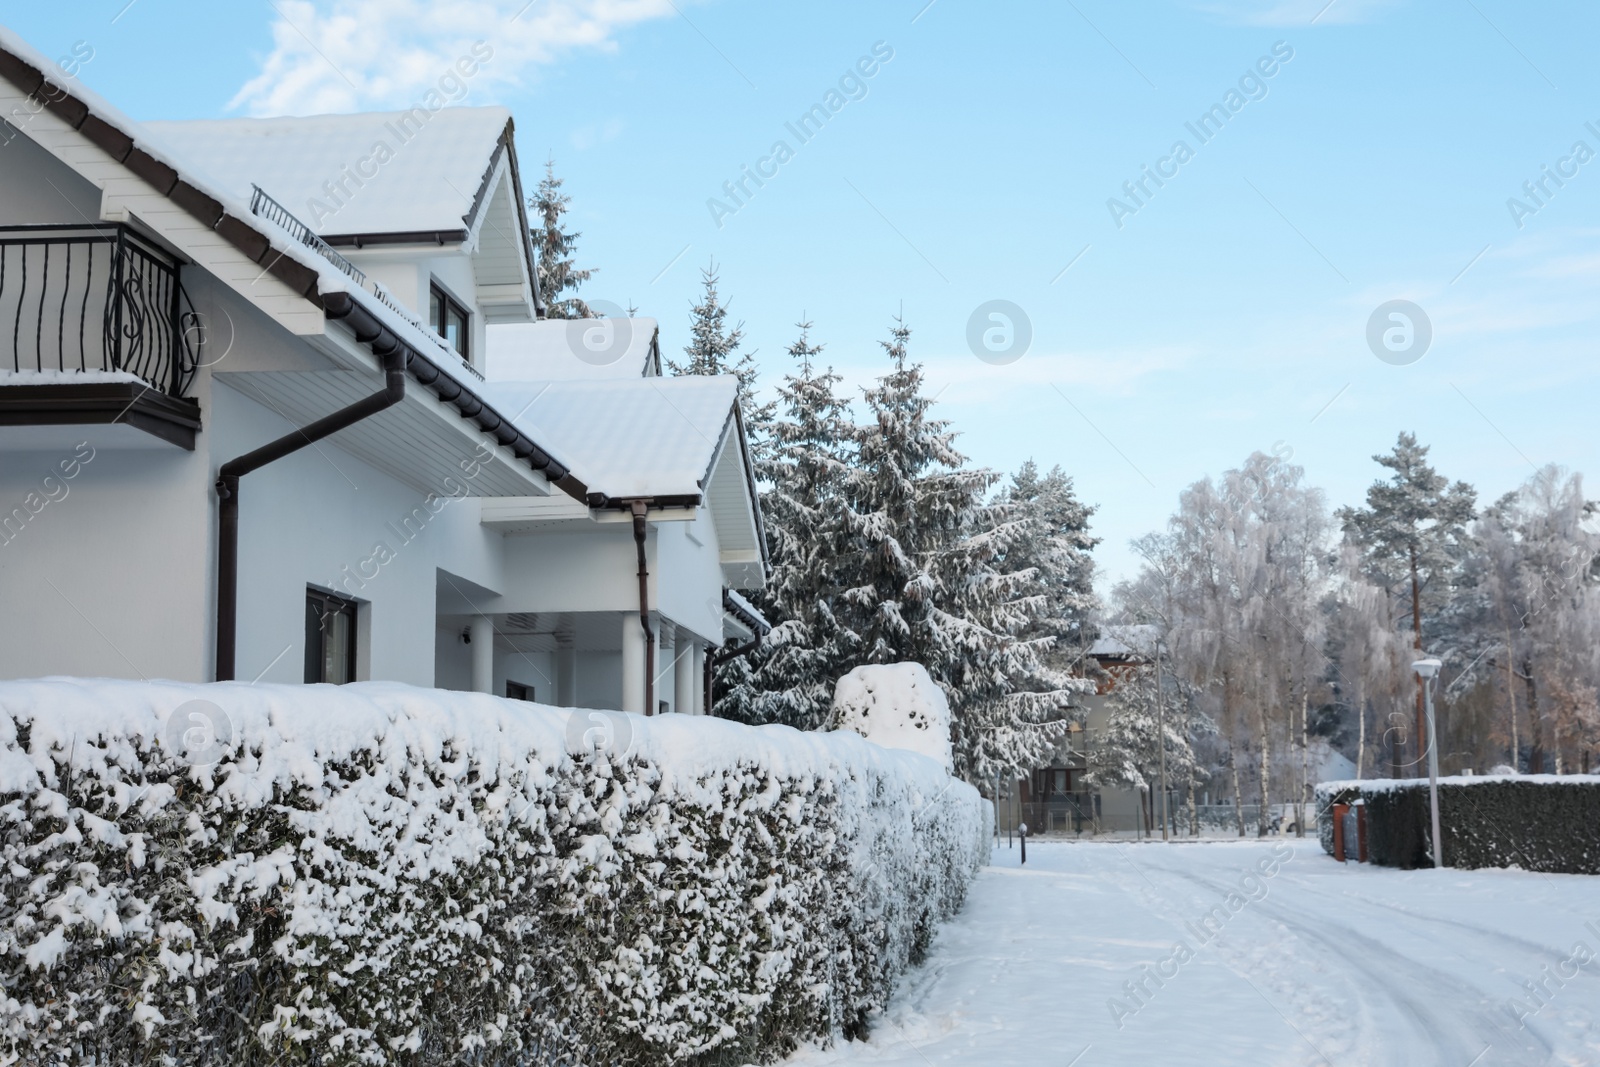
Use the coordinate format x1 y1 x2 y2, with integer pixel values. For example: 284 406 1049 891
529 157 595 319
836 316 1085 781
671 264 775 460
1337 432 1475 773
998 461 1101 672
716 323 859 730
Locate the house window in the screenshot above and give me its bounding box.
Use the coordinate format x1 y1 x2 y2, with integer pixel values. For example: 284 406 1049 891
305 589 358 684
429 282 470 360
506 681 535 701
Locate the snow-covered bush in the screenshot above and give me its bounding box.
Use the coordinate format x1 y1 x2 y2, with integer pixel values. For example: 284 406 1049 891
0 679 987 1066
831 663 953 775
1315 775 1600 873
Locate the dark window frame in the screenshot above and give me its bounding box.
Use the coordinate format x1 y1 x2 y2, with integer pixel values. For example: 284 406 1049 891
506 680 535 702
305 588 359 684
428 280 471 361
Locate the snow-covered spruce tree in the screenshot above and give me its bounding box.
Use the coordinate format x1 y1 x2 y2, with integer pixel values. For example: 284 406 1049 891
1337 432 1476 773
834 316 1085 781
670 263 775 441
529 157 595 319
997 461 1101 674
672 267 779 710
717 323 860 730
1084 663 1207 831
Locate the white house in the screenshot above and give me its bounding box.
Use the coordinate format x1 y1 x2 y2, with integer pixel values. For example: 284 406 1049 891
0 28 767 714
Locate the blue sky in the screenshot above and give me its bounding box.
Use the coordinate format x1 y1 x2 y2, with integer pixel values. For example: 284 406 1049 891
10 0 1598 583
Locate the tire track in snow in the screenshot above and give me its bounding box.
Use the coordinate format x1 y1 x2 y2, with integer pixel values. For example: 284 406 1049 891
1144 857 1555 1066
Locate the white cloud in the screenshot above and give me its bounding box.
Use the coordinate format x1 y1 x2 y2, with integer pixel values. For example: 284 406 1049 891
231 0 679 116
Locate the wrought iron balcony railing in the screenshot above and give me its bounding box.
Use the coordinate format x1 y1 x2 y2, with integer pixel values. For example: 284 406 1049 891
0 224 199 396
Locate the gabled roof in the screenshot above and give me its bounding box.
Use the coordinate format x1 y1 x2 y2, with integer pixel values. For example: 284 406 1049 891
145 107 542 323
482 374 770 587
488 318 661 381
483 376 738 501
144 108 518 241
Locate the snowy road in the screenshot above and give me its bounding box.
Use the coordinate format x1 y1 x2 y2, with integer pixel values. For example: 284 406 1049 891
782 840 1600 1066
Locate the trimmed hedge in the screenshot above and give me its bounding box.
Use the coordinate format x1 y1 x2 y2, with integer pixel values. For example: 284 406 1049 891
1315 775 1600 873
0 679 988 1066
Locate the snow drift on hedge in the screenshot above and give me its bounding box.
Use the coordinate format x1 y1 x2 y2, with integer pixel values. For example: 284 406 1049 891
831 664 953 775
0 679 987 1066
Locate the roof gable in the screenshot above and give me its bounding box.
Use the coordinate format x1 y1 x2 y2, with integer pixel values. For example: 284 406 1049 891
484 376 737 502
144 108 515 239
487 318 661 381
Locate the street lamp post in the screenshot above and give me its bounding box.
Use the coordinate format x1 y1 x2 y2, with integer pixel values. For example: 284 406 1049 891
1155 634 1169 842
1412 657 1444 868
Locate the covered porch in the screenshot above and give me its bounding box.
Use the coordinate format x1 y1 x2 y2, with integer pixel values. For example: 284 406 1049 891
433 602 765 715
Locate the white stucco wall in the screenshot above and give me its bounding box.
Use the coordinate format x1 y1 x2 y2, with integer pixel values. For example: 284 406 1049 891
0 125 101 224
0 441 214 681
653 508 728 649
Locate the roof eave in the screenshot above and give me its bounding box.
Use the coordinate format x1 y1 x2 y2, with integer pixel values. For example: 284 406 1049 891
0 43 574 498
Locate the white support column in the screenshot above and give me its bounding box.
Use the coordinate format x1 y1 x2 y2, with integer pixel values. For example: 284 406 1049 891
691 641 706 715
620 612 646 714
675 636 697 717
658 625 676 714
469 617 495 695
555 641 577 708
648 623 661 715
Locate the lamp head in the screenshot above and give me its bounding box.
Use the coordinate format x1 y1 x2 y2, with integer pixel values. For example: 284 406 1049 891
1411 657 1442 680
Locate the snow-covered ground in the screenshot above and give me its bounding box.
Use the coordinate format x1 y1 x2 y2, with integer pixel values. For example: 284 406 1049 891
783 840 1600 1066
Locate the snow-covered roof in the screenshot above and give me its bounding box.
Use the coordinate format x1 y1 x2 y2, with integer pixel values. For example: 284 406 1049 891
1089 624 1160 660
143 108 514 238
488 318 660 381
483 376 739 501
724 589 771 636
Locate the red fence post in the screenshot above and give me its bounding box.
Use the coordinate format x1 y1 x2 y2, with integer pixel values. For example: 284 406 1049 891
1332 803 1348 862
1356 803 1369 863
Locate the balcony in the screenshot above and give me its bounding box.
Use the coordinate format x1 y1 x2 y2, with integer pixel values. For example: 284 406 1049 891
0 224 202 448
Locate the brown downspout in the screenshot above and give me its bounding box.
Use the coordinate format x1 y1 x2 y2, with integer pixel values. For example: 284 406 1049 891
215 347 406 680
630 500 655 715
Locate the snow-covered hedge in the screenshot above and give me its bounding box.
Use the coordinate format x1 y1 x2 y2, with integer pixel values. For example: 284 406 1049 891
0 680 987 1066
831 664 953 775
1315 775 1600 873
